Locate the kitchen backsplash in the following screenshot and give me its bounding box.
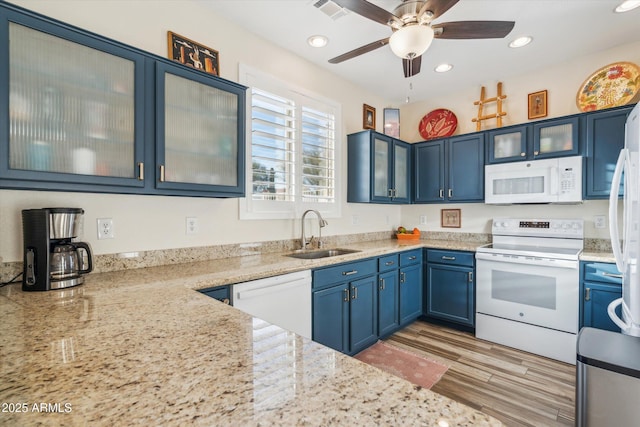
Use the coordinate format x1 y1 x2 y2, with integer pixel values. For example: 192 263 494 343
0 231 612 283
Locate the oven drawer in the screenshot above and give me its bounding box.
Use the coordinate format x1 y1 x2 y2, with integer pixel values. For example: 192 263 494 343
427 249 474 267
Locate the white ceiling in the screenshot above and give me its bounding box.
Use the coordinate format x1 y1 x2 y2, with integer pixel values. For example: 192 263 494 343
203 0 640 104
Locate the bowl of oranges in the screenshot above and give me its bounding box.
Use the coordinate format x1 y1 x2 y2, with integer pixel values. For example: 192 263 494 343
395 226 421 240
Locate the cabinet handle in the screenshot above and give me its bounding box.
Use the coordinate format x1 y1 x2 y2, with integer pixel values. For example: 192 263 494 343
439 189 444 199
520 152 526 157
468 272 473 283
441 256 456 261
351 286 358 300
137 162 144 181
534 150 539 156
448 188 453 199
342 270 358 276
585 287 591 301
388 189 393 198
400 272 406 283
379 278 385 290
385 261 395 266
159 165 166 182
343 288 350 302
408 256 417 260
602 272 623 279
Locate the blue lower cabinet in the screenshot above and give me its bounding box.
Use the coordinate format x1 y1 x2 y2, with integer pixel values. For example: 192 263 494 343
580 262 623 332
399 263 423 325
378 270 400 337
425 250 475 328
199 285 231 304
313 284 350 353
349 276 379 354
312 259 378 355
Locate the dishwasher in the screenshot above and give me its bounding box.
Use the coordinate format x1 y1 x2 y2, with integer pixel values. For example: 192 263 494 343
232 270 311 339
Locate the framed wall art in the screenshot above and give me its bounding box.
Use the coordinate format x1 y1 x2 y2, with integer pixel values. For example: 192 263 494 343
383 108 400 138
167 31 219 76
441 208 461 228
528 90 547 119
363 104 376 130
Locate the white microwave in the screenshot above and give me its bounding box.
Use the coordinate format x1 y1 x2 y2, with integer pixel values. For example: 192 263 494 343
485 156 583 204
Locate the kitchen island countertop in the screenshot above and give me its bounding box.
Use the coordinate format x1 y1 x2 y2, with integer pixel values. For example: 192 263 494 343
0 239 501 426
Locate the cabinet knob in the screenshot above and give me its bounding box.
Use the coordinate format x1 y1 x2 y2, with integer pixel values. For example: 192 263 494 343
448 189 453 199
520 152 526 157
533 151 539 156
137 162 144 180
439 189 444 199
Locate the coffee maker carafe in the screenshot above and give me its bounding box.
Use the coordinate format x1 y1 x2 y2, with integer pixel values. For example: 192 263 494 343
22 208 93 291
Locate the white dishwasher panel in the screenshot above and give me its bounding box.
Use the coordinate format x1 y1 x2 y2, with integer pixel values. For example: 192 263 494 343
232 270 311 339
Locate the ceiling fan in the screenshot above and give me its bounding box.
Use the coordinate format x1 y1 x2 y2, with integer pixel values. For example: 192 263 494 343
329 0 515 77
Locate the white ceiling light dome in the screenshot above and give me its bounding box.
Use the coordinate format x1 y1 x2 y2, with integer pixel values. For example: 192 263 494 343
389 24 434 59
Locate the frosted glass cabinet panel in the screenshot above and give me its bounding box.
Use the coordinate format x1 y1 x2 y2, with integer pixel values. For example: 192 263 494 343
155 62 245 194
7 21 141 182
373 136 390 198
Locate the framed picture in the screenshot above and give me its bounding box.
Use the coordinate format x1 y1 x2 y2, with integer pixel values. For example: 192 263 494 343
363 104 376 130
167 31 219 76
441 209 461 228
383 108 400 138
528 90 547 119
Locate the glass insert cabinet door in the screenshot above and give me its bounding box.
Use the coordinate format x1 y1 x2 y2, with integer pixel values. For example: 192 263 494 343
373 135 390 199
5 18 144 185
393 142 408 200
533 117 580 158
156 63 243 192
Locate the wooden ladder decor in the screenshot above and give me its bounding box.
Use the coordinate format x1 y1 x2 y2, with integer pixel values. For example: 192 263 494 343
472 82 507 131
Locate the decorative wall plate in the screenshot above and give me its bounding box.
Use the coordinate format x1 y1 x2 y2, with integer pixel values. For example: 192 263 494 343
419 109 458 140
576 62 640 112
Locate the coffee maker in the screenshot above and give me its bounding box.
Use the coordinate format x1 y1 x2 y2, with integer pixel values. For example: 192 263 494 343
22 208 93 291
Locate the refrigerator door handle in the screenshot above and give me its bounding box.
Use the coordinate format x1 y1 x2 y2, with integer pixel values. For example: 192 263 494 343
608 297 629 333
609 149 627 272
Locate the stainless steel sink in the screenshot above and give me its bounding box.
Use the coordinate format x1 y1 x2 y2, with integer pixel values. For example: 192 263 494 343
286 248 360 259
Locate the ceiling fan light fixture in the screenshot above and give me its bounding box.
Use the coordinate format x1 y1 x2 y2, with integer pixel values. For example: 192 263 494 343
615 0 640 12
307 35 328 48
434 63 453 73
509 36 532 48
389 25 434 59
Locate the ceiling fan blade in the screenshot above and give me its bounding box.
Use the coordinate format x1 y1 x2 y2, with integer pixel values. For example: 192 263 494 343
418 0 459 21
403 55 422 78
432 21 515 39
334 0 402 26
328 37 389 64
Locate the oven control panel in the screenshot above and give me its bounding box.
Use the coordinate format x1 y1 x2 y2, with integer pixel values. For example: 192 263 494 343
492 218 584 238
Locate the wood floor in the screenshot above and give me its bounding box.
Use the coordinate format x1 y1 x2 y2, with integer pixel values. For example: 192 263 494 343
384 320 576 427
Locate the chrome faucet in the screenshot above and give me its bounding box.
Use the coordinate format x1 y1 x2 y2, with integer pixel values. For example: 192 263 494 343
300 209 328 250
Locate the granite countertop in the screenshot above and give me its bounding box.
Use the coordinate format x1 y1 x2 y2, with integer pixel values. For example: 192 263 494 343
0 239 501 426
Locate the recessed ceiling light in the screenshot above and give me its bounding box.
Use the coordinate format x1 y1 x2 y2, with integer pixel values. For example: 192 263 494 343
307 35 328 48
509 36 533 48
615 0 640 12
434 63 453 73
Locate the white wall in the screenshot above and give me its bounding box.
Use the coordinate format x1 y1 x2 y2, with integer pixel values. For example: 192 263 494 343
0 0 401 263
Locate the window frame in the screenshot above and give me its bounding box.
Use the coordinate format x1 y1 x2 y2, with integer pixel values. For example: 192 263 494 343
239 64 342 220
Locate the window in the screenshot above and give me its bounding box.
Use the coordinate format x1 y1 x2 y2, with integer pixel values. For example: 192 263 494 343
239 65 341 219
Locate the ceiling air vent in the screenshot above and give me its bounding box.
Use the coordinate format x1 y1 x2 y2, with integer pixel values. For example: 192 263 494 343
312 0 349 20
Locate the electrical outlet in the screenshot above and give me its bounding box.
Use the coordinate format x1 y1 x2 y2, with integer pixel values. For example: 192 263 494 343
97 218 114 239
186 217 199 234
594 215 606 229
420 215 428 225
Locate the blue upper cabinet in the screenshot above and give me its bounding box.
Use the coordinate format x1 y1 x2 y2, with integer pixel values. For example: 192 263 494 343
414 133 484 203
347 130 410 204
532 116 580 159
0 8 146 191
486 116 580 164
0 2 246 197
487 125 529 163
155 62 245 196
584 105 632 199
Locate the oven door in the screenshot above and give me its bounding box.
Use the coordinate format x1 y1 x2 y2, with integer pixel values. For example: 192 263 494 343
475 252 579 333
